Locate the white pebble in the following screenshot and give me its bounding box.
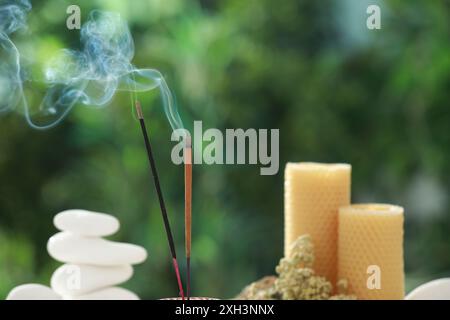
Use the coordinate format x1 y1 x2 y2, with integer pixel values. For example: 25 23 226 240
405 278 450 300
54 209 120 237
7 284 61 300
47 232 148 266
51 264 133 296
66 287 139 300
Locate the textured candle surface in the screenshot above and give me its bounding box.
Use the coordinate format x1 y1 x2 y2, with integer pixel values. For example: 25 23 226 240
284 162 351 284
338 204 404 300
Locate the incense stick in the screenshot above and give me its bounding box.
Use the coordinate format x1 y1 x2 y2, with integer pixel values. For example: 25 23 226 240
135 101 185 300
184 136 192 300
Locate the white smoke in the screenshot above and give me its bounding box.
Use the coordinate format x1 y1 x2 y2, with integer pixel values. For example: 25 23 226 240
0 1 183 130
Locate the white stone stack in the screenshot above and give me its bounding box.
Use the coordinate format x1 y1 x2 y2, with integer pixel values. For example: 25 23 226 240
7 210 147 300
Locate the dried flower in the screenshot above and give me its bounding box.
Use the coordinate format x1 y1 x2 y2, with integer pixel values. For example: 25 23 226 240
275 235 332 300
235 276 278 300
329 278 357 300
234 234 357 300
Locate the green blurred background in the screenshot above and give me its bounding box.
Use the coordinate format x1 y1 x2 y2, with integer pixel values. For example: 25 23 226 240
0 0 449 299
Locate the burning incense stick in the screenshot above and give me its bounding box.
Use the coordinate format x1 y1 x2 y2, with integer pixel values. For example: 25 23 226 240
184 136 192 300
135 100 185 300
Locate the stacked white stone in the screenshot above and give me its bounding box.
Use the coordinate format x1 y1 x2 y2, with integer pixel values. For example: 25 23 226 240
47 210 147 300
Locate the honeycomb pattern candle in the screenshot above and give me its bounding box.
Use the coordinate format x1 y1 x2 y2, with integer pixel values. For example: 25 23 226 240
338 204 404 300
284 162 351 284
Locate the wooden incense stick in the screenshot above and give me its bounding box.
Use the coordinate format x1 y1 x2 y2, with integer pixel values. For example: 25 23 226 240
184 136 192 300
135 100 185 300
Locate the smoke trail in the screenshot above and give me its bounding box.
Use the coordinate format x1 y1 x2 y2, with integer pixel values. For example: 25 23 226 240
0 0 30 113
0 1 183 130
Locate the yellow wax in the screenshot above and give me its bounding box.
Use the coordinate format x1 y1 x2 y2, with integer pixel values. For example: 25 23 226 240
284 162 351 284
338 204 404 300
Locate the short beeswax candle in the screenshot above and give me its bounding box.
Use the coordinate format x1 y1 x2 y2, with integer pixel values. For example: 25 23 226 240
284 162 351 284
338 204 404 300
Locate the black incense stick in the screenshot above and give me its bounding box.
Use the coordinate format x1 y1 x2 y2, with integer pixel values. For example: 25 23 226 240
135 100 185 300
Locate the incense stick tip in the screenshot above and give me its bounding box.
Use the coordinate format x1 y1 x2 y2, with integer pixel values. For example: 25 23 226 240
185 135 192 148
135 100 144 119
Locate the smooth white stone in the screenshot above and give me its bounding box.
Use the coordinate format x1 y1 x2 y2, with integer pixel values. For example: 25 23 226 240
7 284 62 300
47 232 147 266
405 278 450 300
66 287 139 300
54 209 120 237
51 264 133 296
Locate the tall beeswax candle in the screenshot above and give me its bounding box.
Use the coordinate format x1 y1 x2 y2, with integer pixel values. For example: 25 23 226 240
338 204 404 300
284 162 351 284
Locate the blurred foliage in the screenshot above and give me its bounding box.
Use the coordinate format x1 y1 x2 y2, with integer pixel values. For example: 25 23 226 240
0 0 449 299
